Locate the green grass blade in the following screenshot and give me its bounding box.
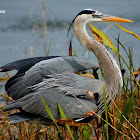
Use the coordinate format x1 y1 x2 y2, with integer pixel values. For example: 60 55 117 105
74 48 77 56
89 23 118 53
40 94 61 133
117 93 134 139
117 94 134 133
89 23 139 87
114 22 140 40
81 125 90 140
118 53 139 87
103 86 109 140
57 102 74 140
117 33 122 70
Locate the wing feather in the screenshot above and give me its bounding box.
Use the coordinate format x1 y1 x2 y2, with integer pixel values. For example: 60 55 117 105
4 56 99 100
5 88 98 121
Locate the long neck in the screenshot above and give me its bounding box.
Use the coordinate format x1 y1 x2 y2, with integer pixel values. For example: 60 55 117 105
74 17 123 92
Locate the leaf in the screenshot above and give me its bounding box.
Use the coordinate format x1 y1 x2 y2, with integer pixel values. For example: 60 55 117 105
0 76 9 81
91 31 103 45
69 40 72 56
40 94 61 133
3 94 14 101
54 119 86 126
81 73 95 79
133 67 140 75
74 48 77 56
118 94 134 133
89 23 118 54
89 23 140 87
57 102 74 140
81 125 90 140
115 23 140 40
41 94 55 121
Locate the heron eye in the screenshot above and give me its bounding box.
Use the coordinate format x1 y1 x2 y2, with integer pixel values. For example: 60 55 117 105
92 15 96 18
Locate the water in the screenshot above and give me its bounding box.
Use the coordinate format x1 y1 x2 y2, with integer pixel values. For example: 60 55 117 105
0 0 139 69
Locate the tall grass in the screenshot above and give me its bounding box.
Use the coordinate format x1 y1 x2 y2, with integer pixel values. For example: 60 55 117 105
0 3 139 139
0 35 139 140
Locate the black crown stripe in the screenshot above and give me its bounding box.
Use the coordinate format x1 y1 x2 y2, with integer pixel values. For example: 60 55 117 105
67 9 95 37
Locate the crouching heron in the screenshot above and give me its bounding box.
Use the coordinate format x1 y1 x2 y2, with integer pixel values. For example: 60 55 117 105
1 9 132 125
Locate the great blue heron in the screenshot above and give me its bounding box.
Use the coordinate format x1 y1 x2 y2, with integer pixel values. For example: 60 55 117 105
2 9 132 124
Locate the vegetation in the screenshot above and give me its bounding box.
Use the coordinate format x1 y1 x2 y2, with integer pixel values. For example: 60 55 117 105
0 4 139 140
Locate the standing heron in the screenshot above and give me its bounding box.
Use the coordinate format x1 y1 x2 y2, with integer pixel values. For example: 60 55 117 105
2 9 132 124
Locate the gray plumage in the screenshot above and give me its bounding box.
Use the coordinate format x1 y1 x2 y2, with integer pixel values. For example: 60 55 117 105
2 8 128 124
5 56 99 100
4 72 103 123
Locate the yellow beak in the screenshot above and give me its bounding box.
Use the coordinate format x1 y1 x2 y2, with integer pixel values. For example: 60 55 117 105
101 15 133 22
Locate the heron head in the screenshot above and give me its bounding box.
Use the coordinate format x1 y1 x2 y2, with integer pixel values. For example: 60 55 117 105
76 8 133 23
67 9 132 37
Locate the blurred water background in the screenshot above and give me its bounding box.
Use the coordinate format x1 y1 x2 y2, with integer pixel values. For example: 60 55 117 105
0 0 139 66
0 0 139 80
